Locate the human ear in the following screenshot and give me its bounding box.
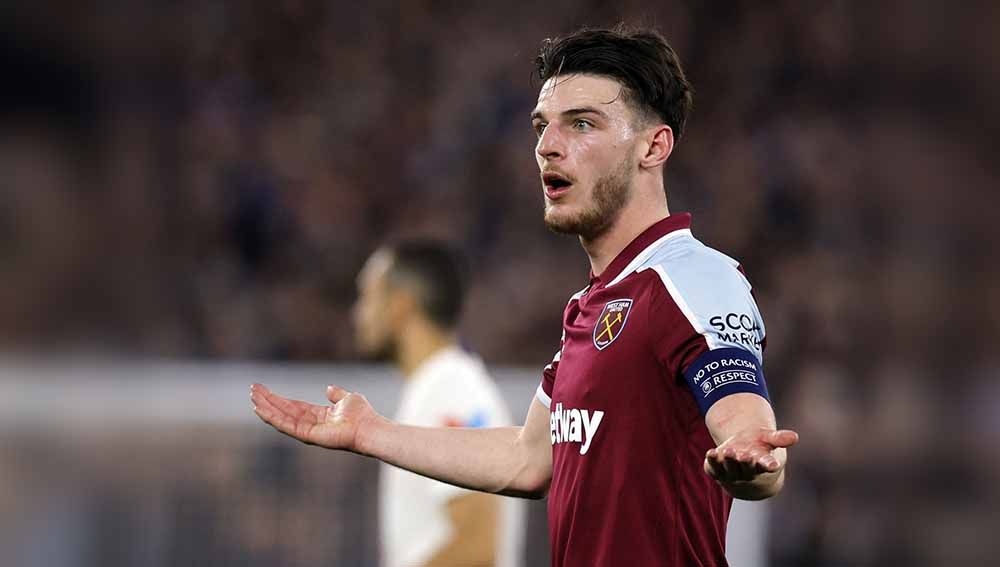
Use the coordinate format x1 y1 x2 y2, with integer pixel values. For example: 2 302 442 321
639 125 674 169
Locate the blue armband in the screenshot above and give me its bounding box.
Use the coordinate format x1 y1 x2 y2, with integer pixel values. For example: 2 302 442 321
683 347 770 415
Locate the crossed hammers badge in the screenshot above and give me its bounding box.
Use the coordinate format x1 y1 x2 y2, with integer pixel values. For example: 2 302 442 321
593 299 634 350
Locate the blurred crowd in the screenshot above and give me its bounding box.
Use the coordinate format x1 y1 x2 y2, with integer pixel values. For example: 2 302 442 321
4 427 383 566
2 1 998 565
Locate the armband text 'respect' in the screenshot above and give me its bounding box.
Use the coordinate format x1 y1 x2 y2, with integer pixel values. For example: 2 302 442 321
683 347 770 415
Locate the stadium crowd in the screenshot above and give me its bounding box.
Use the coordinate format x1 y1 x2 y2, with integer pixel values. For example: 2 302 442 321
2 1 997 565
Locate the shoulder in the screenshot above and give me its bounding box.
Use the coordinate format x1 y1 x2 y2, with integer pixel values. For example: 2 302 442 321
611 230 752 300
645 235 752 301
415 348 490 393
618 232 766 358
412 348 511 424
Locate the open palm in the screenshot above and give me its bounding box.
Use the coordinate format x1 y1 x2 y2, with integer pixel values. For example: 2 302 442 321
704 428 799 483
250 383 376 451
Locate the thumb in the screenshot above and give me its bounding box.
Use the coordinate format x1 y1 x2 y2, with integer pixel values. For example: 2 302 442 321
764 429 799 448
326 385 350 404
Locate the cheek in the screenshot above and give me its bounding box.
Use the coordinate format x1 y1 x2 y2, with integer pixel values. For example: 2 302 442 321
567 138 607 175
574 137 618 166
355 299 377 335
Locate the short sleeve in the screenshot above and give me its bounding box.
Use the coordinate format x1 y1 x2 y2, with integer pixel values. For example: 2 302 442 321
646 255 769 413
536 330 564 409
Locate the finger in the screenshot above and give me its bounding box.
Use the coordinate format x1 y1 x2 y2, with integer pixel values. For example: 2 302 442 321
258 389 315 421
253 389 292 424
719 447 743 479
326 385 350 404
251 388 291 422
253 395 295 433
763 429 799 448
250 383 280 403
704 453 727 480
704 448 726 474
253 399 281 426
250 383 279 413
257 409 305 441
254 395 316 441
747 448 780 474
727 448 758 479
757 453 781 473
704 448 720 478
727 448 760 480
254 387 314 429
250 383 278 409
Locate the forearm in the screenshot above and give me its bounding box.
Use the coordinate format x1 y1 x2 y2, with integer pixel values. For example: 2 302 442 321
358 417 549 498
250 384 553 497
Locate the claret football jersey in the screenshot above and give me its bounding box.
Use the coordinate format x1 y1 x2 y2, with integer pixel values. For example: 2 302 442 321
535 213 769 567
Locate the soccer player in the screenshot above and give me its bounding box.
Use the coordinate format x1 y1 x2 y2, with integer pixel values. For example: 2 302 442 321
353 241 524 567
252 25 799 566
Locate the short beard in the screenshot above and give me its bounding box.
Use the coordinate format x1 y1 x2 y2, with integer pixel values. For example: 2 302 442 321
543 155 633 241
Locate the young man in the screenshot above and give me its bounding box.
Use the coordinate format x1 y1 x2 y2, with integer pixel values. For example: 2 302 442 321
353 241 523 567
252 26 798 566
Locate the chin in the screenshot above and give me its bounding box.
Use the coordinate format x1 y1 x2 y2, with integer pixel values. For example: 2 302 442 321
544 207 616 241
357 338 395 363
544 205 578 234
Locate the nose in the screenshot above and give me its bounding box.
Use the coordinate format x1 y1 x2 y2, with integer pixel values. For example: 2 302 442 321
536 125 565 162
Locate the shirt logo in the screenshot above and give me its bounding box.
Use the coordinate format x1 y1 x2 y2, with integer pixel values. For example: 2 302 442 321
442 409 489 428
593 298 633 350
550 402 605 455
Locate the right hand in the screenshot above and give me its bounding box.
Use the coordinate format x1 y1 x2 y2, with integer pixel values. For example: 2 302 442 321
250 383 381 452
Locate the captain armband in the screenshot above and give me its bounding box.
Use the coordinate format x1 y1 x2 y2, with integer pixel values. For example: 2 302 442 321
682 347 770 415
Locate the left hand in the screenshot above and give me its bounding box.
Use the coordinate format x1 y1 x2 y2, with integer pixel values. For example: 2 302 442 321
704 428 799 484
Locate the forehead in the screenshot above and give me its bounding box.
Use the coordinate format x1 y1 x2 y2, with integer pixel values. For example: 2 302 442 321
533 74 630 118
358 249 393 288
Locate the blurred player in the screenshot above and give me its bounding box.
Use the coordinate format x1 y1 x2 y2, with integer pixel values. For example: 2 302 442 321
252 25 799 566
353 241 524 567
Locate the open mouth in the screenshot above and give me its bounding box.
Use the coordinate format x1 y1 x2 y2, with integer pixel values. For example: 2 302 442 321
543 172 573 199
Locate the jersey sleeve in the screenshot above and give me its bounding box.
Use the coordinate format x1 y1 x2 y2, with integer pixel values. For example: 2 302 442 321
647 254 769 414
536 330 564 409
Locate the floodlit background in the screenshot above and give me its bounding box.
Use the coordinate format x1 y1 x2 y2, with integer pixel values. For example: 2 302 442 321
2 1 997 565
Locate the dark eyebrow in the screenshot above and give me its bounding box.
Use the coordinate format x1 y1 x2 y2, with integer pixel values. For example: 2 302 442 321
563 106 609 120
531 106 609 123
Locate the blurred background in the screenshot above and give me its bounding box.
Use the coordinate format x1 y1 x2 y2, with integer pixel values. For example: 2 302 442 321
1 0 998 565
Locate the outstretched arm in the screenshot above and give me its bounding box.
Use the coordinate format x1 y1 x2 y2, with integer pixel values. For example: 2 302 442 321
703 392 799 500
250 383 553 499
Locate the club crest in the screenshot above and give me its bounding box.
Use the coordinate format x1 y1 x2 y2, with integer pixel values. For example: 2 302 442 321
593 299 633 350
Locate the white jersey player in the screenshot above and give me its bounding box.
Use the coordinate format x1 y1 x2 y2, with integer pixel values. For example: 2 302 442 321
382 346 524 567
354 241 524 567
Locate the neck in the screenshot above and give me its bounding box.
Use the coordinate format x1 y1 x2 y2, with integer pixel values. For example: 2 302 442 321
582 189 670 277
396 319 457 378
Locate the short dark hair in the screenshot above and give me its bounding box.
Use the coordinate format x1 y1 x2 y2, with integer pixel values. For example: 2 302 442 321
385 240 467 330
535 25 694 139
